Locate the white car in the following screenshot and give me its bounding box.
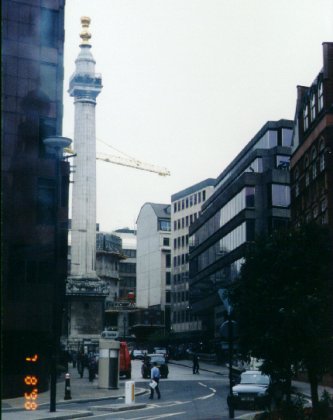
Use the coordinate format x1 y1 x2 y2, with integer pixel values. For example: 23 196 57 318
229 370 272 410
131 349 147 360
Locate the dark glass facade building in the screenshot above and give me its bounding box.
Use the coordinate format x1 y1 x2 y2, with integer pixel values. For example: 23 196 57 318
2 0 68 398
189 120 293 343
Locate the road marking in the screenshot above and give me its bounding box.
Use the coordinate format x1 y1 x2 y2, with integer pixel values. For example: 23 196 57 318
198 382 207 387
195 391 216 400
125 412 186 420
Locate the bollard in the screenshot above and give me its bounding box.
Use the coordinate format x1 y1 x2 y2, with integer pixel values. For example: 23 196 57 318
125 381 135 405
64 373 72 400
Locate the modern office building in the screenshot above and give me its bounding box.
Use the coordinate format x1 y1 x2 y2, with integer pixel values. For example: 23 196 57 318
171 179 215 339
2 0 68 397
290 42 333 234
189 120 294 349
135 203 171 339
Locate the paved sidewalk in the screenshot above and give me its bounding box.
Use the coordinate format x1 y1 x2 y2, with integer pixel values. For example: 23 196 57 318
2 366 147 420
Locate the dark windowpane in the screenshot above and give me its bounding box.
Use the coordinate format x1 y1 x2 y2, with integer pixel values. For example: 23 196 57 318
166 253 171 268
41 9 59 47
245 187 255 207
37 178 56 225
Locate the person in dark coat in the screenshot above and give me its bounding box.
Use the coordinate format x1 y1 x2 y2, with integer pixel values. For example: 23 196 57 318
77 351 88 378
88 356 97 382
192 353 200 374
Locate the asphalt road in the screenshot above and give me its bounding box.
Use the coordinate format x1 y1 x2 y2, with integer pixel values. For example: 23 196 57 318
54 360 255 419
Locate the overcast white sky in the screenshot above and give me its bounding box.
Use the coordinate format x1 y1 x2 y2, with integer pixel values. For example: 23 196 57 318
62 0 333 232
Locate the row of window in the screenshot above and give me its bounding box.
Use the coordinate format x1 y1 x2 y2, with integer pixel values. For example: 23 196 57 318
173 234 189 249
172 310 196 324
191 187 255 248
173 253 189 267
173 190 207 213
172 290 190 303
173 212 200 231
123 249 136 258
294 155 325 198
119 263 136 273
192 221 254 274
173 272 189 284
303 81 324 131
215 128 293 190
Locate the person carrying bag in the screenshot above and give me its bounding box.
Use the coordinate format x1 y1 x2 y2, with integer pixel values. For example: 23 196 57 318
149 362 161 400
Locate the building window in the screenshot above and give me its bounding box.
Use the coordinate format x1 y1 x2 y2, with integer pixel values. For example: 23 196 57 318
319 154 325 172
182 200 185 209
166 290 171 303
303 105 309 131
174 238 177 249
312 163 317 180
271 184 290 207
159 219 171 231
202 190 206 201
166 254 171 268
198 192 201 203
163 237 170 246
166 272 171 285
310 94 316 121
305 171 310 187
174 220 177 231
281 128 293 147
41 8 59 48
295 182 300 197
318 82 324 111
186 198 188 208
174 203 177 213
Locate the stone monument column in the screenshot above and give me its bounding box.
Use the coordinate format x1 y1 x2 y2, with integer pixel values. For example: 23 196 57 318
68 17 102 279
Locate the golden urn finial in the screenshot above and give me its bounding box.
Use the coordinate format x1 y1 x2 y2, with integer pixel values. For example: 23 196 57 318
80 16 91 45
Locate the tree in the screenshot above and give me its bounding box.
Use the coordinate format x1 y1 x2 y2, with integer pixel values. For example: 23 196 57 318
229 223 333 413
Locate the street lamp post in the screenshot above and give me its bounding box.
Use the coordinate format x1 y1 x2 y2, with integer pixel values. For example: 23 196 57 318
43 136 72 413
227 315 235 419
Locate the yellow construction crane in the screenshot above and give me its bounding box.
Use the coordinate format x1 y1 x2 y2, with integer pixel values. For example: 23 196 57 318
64 148 170 177
96 152 170 176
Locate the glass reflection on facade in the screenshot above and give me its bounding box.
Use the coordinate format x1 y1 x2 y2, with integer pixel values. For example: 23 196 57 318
189 120 293 343
192 187 256 248
271 184 290 207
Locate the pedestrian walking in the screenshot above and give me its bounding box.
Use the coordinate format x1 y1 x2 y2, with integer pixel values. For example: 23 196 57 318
77 351 88 378
149 362 161 400
88 356 97 382
72 351 77 368
192 352 200 374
